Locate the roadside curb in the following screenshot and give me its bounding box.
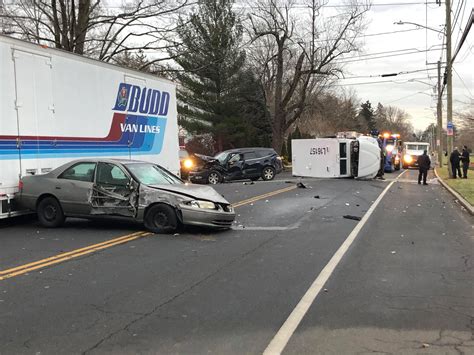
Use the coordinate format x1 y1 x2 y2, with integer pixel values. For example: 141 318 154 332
434 168 474 215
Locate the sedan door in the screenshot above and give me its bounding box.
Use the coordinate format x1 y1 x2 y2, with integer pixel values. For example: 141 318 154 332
55 162 97 215
90 162 138 217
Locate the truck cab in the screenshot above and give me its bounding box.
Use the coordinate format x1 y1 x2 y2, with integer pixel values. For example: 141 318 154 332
402 142 430 168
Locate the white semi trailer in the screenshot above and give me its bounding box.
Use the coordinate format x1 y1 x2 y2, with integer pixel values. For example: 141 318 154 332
0 35 179 218
292 136 381 179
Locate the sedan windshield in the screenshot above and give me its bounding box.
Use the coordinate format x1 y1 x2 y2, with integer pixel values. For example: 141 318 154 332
125 163 182 185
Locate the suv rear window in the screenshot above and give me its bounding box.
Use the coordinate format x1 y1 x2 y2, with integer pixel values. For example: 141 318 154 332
255 149 275 158
244 152 258 160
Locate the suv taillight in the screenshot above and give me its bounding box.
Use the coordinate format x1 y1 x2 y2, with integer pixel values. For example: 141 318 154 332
18 180 24 191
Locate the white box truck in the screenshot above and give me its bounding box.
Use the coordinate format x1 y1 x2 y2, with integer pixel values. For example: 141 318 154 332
402 141 430 168
0 35 180 218
292 136 381 179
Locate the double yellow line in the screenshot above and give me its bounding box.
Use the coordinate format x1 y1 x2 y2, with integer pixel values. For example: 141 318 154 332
232 185 297 208
0 184 297 281
0 231 151 281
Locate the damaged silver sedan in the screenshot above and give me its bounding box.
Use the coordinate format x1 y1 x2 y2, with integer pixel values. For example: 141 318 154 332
19 159 235 233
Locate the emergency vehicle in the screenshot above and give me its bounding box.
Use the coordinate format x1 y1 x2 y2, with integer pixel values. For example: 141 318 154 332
0 35 179 218
291 135 381 179
380 132 402 172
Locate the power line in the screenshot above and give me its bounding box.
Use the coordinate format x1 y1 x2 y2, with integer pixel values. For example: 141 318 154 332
339 67 438 79
237 1 441 8
333 47 445 64
333 76 432 86
453 66 473 98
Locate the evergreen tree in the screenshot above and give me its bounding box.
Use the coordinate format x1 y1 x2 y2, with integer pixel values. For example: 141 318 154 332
171 0 246 151
358 101 376 131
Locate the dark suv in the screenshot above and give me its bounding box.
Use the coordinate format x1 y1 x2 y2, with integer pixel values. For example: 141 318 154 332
189 148 283 184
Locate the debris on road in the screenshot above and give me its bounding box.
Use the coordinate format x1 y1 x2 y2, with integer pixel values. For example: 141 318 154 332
314 195 320 199
296 182 307 188
243 181 254 185
343 215 362 221
422 343 430 348
391 251 396 254
345 203 350 206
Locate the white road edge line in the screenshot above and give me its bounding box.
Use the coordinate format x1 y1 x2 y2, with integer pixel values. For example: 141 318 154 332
263 170 407 355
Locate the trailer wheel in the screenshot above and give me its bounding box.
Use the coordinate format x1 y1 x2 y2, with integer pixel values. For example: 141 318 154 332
144 204 178 234
37 196 65 228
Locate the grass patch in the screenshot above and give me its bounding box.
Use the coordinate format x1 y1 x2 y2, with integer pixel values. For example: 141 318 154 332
436 166 474 206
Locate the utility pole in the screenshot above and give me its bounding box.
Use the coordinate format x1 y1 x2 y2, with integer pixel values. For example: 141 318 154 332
445 0 453 176
437 60 443 167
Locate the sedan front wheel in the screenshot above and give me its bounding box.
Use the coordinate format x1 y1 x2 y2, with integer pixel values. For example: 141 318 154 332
144 204 178 234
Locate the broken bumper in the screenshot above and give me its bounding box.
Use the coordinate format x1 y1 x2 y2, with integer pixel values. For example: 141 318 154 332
188 171 209 183
179 206 235 228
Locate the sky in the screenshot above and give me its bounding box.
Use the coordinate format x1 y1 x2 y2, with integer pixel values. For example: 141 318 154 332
328 0 473 131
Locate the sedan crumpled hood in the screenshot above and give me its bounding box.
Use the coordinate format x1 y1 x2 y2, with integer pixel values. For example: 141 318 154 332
147 184 230 204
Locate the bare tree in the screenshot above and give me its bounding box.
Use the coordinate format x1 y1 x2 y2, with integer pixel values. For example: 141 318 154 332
1 0 190 62
247 0 369 152
297 89 360 136
374 103 414 140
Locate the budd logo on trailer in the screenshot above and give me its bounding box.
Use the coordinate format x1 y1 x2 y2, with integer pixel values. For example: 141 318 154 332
112 83 170 116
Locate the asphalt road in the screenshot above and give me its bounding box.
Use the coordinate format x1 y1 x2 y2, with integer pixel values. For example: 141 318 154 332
0 169 472 354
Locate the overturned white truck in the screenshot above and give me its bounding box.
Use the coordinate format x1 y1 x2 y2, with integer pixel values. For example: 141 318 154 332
292 136 382 179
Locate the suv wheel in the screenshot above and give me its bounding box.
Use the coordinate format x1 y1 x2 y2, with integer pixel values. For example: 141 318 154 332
207 171 221 184
262 166 276 181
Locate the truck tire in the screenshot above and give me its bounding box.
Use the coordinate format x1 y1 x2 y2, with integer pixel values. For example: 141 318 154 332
207 171 221 184
144 204 178 234
262 166 276 181
37 196 65 228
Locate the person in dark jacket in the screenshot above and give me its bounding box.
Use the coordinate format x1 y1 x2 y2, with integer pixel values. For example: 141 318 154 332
461 145 470 178
417 150 431 185
450 147 462 178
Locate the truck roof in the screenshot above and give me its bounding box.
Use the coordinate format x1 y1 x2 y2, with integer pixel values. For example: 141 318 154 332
0 34 175 86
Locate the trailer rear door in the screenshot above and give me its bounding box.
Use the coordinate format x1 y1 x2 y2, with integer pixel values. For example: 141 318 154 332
13 49 55 175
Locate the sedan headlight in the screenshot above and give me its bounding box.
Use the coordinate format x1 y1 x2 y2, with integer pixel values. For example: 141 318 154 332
188 200 216 209
404 154 413 163
385 144 394 153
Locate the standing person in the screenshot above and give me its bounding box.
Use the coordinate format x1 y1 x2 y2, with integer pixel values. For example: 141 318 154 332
450 147 462 178
461 145 470 178
417 150 431 185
